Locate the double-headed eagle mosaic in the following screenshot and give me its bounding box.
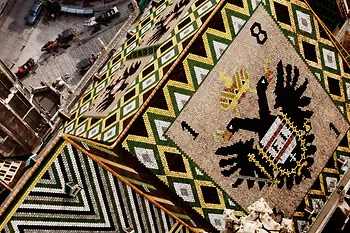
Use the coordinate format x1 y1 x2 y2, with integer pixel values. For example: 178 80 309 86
215 60 316 190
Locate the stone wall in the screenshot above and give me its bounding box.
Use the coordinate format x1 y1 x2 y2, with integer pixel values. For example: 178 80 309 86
0 60 51 158
0 102 40 157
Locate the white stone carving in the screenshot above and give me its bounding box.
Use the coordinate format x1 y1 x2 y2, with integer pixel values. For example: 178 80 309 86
223 198 294 233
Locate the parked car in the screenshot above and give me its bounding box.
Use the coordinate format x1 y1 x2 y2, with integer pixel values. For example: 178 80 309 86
76 54 97 74
83 6 120 27
26 1 43 25
15 58 38 78
99 6 120 23
57 28 76 43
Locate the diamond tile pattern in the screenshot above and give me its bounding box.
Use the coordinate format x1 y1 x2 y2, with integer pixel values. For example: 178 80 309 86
121 1 350 232
61 0 220 142
8 0 350 232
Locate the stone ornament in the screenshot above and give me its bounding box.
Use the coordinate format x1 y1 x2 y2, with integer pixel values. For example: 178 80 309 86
223 198 294 233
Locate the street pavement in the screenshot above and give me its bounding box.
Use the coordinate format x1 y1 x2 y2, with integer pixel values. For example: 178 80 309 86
0 0 38 67
0 0 132 92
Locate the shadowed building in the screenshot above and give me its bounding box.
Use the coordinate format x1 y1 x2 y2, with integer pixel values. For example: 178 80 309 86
0 60 52 158
32 85 61 118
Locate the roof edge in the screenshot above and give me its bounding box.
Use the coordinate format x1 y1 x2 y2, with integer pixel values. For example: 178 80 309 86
112 0 227 147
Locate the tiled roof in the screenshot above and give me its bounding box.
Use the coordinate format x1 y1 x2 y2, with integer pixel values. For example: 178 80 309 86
62 0 350 232
3 0 350 232
3 143 181 232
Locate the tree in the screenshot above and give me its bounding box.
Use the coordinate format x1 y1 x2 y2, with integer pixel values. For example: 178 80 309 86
43 0 61 17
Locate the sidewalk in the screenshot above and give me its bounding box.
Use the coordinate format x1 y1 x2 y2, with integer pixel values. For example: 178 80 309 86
0 0 8 14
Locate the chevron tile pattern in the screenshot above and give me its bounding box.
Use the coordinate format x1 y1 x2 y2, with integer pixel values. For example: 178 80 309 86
122 0 350 232
62 0 221 142
3 144 181 233
22 0 350 232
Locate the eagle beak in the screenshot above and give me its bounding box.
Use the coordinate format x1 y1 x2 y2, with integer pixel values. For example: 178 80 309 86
223 130 233 141
265 70 273 84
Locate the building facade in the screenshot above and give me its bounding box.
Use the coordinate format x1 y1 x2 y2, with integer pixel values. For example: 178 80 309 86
0 60 52 158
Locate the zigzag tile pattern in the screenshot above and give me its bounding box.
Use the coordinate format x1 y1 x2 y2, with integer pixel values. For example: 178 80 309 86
3 144 180 232
122 0 350 232
62 0 221 142
9 0 350 232
63 136 211 231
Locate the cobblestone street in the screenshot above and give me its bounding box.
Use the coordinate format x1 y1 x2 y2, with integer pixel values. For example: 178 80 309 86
0 0 132 91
